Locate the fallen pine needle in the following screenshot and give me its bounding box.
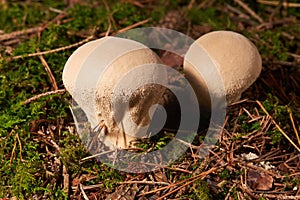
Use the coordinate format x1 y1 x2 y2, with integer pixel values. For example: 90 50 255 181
0 27 42 41
80 184 89 200
23 89 66 105
12 18 150 60
256 100 300 153
138 165 224 198
288 108 300 146
12 35 94 60
119 180 170 186
257 0 300 8
156 166 220 200
38 53 58 90
113 18 151 35
234 0 264 23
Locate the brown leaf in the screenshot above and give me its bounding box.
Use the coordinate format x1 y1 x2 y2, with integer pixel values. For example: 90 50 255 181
153 169 168 183
161 51 183 68
247 170 273 191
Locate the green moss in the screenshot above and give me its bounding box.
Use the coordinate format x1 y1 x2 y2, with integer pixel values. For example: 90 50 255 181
65 3 108 31
186 2 235 30
0 133 44 198
183 180 213 200
112 2 146 26
219 169 231 179
259 30 289 61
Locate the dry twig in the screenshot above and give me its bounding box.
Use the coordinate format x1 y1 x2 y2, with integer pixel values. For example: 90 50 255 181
257 0 300 8
256 100 300 153
102 0 117 30
113 18 151 35
23 89 66 105
38 52 58 90
119 180 170 186
80 184 90 200
12 35 95 60
234 0 264 23
156 166 222 200
288 109 300 146
0 27 43 42
12 18 150 60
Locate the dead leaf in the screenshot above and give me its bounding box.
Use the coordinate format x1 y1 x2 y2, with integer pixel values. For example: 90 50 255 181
161 51 183 68
247 170 273 191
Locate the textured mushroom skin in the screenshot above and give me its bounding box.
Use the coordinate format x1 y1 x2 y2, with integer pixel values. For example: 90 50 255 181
184 31 262 106
63 37 166 149
95 49 165 148
62 39 106 93
63 38 110 128
64 31 262 150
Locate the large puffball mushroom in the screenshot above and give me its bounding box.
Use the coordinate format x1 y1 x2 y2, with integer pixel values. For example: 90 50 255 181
63 36 166 149
184 31 262 108
63 38 107 128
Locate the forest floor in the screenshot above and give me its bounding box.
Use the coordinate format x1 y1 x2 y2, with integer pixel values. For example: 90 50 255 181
0 0 299 199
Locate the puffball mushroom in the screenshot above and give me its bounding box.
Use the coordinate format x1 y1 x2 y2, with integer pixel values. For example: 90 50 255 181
63 30 261 150
63 36 166 149
184 31 262 107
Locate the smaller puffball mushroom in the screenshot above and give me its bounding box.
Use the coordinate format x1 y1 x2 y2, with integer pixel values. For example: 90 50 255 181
63 36 166 149
184 31 262 108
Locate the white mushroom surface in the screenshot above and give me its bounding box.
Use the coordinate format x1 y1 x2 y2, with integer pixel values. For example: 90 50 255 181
184 31 262 107
63 31 262 150
63 36 166 149
63 38 107 128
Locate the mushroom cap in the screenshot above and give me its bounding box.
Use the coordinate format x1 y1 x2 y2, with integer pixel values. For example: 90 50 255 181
62 36 166 148
95 44 166 148
184 31 262 105
62 38 108 95
63 37 110 127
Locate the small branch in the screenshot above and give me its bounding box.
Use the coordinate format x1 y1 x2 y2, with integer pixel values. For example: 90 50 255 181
288 109 300 146
102 0 117 30
256 100 300 153
80 150 115 162
10 134 17 164
119 180 170 186
258 194 300 200
0 7 69 42
0 27 43 42
72 184 103 191
138 165 224 198
237 159 282 179
234 0 264 23
137 162 193 174
126 0 145 8
38 53 58 90
80 184 90 200
226 3 250 19
16 133 23 162
105 21 112 37
11 18 150 60
12 35 95 60
188 0 196 10
113 18 151 35
156 166 220 200
256 17 296 30
23 89 66 105
63 165 70 197
257 0 300 8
